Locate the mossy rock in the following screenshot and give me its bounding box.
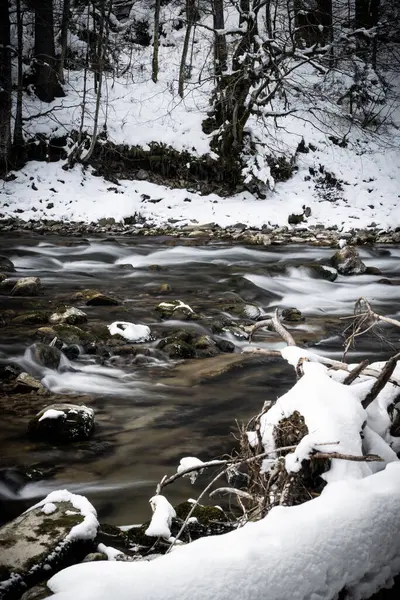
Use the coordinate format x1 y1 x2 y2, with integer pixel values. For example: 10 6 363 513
37 324 95 347
12 312 51 325
0 256 15 272
0 497 98 600
71 289 120 306
155 300 197 320
281 308 304 322
173 502 225 524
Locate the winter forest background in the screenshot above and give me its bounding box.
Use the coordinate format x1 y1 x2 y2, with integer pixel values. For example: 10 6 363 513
1 0 399 202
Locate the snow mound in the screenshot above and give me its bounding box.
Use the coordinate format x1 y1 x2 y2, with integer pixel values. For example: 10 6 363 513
48 463 400 600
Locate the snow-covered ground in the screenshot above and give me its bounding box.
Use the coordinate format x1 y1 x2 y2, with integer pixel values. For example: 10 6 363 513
2 2 399 231
1 144 399 231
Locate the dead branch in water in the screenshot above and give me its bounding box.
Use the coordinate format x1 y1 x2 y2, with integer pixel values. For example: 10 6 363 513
248 309 296 346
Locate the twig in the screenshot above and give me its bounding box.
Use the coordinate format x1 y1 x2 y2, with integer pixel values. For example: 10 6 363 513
209 487 254 501
157 443 339 494
343 360 369 385
311 452 383 462
361 352 400 409
166 469 226 553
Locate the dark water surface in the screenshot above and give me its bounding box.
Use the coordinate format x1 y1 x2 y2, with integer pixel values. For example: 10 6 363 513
1 234 399 526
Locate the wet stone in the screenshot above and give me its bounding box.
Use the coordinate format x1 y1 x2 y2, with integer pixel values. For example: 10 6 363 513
29 343 63 370
330 246 366 275
49 307 88 326
28 403 95 444
11 277 41 297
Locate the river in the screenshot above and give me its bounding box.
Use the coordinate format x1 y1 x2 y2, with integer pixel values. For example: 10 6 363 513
0 234 399 527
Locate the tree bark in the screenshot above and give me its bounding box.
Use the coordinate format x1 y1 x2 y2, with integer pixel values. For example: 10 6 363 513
57 0 71 84
152 0 161 83
32 0 65 102
13 0 25 166
178 0 196 98
212 0 227 75
0 0 12 173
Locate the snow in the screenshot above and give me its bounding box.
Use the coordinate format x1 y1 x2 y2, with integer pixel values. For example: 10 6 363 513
41 502 57 515
144 495 176 539
97 543 124 561
257 361 370 482
27 490 98 541
48 463 400 600
1 151 399 230
38 409 65 422
107 321 151 343
177 457 205 484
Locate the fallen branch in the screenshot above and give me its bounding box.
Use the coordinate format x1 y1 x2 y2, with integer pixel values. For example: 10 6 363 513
157 443 340 494
241 347 400 387
361 352 400 409
247 310 296 346
343 360 369 385
272 309 296 346
311 452 383 462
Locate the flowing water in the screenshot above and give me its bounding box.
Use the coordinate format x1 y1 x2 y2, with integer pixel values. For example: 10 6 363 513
1 233 399 526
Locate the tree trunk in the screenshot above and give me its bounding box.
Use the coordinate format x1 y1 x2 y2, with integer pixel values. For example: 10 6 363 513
212 0 227 76
32 0 65 102
152 0 161 83
293 0 333 47
178 0 196 98
0 0 12 173
13 0 25 166
57 0 71 84
355 0 380 29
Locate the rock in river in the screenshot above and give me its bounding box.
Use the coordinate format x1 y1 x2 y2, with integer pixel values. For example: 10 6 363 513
11 277 41 296
29 343 63 370
0 256 15 272
28 403 95 444
49 307 88 326
330 246 366 275
0 490 98 600
72 289 120 306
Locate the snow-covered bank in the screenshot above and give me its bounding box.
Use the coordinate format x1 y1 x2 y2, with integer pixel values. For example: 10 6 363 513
1 150 399 232
47 464 400 600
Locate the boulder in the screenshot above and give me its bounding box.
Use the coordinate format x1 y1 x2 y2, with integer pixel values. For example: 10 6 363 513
29 343 63 370
11 277 41 296
28 403 95 444
72 289 120 306
0 491 98 600
49 307 88 326
0 256 15 272
330 246 366 275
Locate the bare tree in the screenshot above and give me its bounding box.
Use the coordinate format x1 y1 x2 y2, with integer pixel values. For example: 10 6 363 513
0 0 12 173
